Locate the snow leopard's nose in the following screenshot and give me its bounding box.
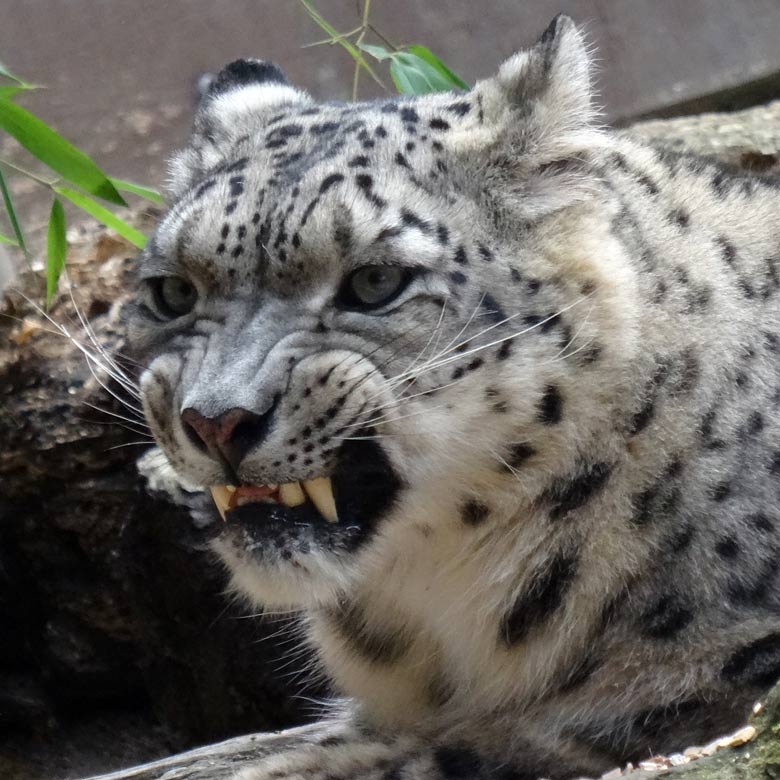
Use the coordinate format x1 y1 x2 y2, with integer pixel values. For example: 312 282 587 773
181 405 275 472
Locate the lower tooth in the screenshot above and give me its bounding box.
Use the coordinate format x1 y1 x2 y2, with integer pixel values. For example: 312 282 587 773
279 482 306 507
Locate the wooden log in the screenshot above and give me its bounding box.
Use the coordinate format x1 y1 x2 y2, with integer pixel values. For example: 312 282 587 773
80 724 331 780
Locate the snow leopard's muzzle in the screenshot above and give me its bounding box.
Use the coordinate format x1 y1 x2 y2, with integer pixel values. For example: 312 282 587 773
139 341 413 606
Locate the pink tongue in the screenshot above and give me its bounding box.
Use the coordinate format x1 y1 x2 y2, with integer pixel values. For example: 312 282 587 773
232 485 279 504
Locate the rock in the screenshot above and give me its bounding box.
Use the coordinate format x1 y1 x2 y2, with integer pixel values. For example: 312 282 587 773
0 219 321 779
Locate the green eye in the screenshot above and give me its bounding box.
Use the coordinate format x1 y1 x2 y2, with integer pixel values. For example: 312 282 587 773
150 276 198 319
340 266 410 310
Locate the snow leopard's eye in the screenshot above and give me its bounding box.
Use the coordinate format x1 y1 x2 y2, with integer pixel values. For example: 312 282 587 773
149 276 198 319
339 265 411 310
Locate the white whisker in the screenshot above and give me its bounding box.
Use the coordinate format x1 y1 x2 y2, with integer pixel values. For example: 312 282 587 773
394 295 590 384
105 440 155 451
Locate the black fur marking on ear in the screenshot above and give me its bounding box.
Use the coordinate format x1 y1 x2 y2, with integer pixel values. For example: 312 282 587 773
206 59 289 99
537 14 572 71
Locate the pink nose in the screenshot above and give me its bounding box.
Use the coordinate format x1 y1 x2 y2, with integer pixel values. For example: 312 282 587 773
181 406 270 472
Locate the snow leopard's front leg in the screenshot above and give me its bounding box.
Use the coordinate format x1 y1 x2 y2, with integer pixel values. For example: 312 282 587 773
234 718 556 780
235 737 483 780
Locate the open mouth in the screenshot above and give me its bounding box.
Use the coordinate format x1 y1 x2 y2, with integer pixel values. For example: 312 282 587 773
207 440 403 547
210 477 338 524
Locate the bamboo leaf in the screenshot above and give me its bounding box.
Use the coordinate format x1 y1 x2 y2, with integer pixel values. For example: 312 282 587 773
0 165 27 254
0 99 126 205
109 177 164 205
406 46 469 90
45 197 67 306
0 61 25 85
0 231 17 246
54 186 147 249
390 51 466 95
358 43 393 61
0 86 25 101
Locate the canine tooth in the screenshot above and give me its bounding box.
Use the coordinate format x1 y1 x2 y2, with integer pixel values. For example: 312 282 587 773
302 477 338 523
279 481 306 507
210 485 232 521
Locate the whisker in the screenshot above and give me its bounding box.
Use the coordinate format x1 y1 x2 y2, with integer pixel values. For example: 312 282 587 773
105 440 155 451
14 287 142 400
343 376 465 426
82 401 150 428
335 399 456 434
81 417 154 438
394 295 590 384
83 355 145 415
396 297 449 378
436 292 487 366
550 301 596 362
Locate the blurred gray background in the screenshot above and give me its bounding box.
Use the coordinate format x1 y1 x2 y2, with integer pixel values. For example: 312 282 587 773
2 0 780 237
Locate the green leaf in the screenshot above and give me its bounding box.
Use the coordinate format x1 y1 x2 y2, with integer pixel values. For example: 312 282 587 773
0 165 26 254
0 86 25 101
0 61 25 85
110 177 164 205
0 100 126 205
0 231 17 246
358 42 393 61
406 46 469 90
54 186 147 249
46 197 67 307
390 51 467 95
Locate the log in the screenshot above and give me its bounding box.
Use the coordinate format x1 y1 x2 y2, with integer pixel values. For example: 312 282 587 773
0 224 322 780
1 102 779 779
79 724 331 780
78 687 780 780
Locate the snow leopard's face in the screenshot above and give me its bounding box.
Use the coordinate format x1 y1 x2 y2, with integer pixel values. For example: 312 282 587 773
129 20 626 608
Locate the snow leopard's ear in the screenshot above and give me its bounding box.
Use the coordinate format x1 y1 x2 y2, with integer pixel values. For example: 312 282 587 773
454 15 601 160
168 59 312 198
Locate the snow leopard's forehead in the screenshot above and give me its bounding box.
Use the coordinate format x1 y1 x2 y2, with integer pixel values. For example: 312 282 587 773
149 93 487 295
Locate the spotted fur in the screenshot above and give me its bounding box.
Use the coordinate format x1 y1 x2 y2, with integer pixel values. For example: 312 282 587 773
129 15 780 779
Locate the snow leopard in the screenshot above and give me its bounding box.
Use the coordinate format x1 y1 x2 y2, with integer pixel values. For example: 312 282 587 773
128 15 780 779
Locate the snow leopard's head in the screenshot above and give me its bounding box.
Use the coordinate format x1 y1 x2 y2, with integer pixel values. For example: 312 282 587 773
129 16 635 608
